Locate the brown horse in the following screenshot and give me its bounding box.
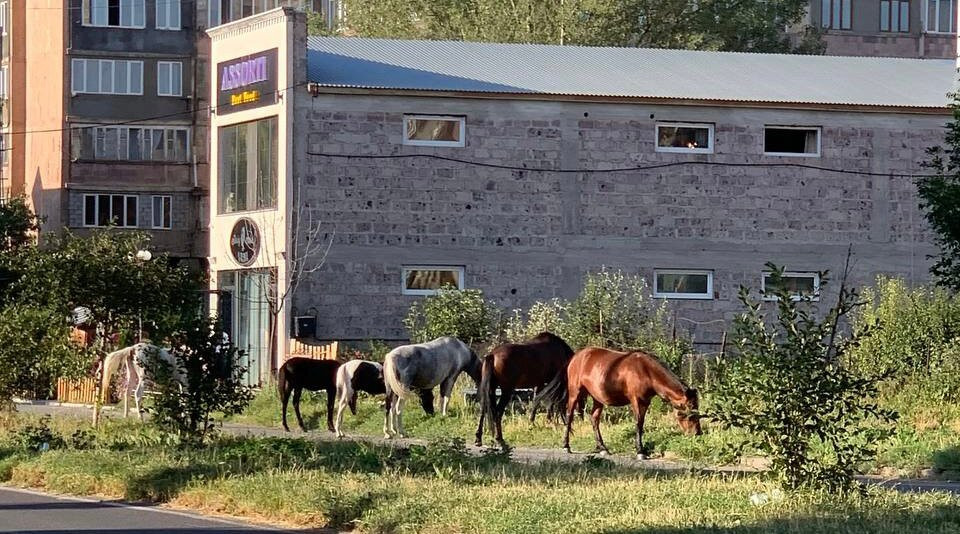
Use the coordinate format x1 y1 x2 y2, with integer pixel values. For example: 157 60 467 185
475 332 574 448
536 347 701 459
278 357 341 432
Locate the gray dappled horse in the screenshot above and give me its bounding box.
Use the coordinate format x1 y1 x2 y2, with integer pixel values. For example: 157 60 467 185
382 336 482 438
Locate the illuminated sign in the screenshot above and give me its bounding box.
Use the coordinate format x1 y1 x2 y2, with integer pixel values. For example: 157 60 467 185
216 48 277 115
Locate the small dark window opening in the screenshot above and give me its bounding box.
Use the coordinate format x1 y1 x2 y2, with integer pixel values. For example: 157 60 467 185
108 1 120 26
764 128 819 155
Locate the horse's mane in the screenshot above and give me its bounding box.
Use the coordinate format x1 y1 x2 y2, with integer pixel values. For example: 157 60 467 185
633 350 691 397
530 332 574 355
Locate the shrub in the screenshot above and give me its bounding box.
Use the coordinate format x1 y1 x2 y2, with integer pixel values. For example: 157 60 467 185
710 264 896 493
12 417 64 452
404 288 500 345
847 277 960 401
146 318 254 444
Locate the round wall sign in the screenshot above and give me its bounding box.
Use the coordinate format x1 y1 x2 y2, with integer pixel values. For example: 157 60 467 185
229 218 260 267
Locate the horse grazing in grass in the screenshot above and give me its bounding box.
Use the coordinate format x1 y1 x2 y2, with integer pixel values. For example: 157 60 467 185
101 343 180 420
278 357 341 432
334 359 386 438
382 336 482 438
536 347 701 459
475 332 574 448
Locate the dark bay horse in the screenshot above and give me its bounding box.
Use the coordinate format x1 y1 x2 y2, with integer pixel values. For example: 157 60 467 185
475 332 574 448
536 347 701 459
278 357 341 432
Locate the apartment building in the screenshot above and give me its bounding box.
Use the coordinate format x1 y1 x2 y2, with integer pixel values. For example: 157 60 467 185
810 0 957 57
0 1 24 202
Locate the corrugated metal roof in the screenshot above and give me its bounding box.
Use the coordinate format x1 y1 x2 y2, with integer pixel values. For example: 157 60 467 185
306 37 956 109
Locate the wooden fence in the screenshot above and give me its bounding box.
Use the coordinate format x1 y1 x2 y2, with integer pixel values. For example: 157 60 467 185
56 377 98 405
287 339 339 361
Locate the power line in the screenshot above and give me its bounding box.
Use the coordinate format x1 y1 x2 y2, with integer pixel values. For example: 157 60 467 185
306 152 938 178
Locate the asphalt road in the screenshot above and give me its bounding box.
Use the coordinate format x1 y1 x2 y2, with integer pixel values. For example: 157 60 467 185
0 487 316 534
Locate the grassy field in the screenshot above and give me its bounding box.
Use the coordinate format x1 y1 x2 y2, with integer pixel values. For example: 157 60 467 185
231 381 960 476
1 414 960 533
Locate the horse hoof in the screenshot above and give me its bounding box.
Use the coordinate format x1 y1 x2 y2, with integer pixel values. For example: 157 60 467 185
597 449 609 456
636 453 648 461
563 447 572 454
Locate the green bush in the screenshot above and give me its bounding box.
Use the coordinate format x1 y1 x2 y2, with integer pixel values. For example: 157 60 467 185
404 288 500 345
847 277 960 401
505 270 687 366
710 265 896 493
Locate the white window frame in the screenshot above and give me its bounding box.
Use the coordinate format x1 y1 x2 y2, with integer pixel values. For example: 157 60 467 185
82 193 139 228
402 115 466 148
654 122 715 154
926 0 956 33
653 269 714 300
821 0 853 29
401 265 466 296
83 0 146 29
0 1 8 37
880 0 911 32
151 195 173 229
156 0 182 30
157 61 183 97
71 59 144 96
78 124 191 162
761 271 821 302
763 126 822 158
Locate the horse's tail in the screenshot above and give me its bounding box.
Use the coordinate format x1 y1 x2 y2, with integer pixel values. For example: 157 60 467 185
335 364 356 415
477 353 496 429
532 364 568 422
100 346 132 403
383 352 412 400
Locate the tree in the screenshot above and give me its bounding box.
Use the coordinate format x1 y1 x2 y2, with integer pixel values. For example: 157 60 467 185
710 261 896 492
920 98 960 292
404 288 500 346
328 0 823 54
0 196 40 253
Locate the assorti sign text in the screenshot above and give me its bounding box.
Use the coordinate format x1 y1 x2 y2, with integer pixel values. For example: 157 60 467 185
217 48 278 115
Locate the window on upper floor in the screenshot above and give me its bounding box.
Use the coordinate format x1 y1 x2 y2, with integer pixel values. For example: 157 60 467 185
72 125 190 162
402 115 466 147
152 195 173 229
71 59 143 95
881 0 911 31
402 266 465 296
209 0 283 27
0 1 8 37
157 62 183 97
926 0 956 32
762 272 821 302
655 123 714 154
83 194 138 227
653 270 714 300
764 127 821 157
821 0 852 29
83 0 146 28
157 0 182 30
219 116 278 214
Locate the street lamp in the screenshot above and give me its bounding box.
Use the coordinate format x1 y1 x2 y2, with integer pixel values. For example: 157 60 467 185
135 249 152 342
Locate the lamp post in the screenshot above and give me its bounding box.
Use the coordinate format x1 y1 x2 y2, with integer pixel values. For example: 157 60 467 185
135 249 152 342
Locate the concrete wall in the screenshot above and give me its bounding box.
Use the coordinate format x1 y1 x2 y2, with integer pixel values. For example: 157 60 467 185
291 93 945 344
1 1 27 200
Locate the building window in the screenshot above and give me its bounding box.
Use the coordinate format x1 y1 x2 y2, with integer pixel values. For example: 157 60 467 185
71 59 143 95
402 266 465 296
762 272 821 302
83 0 146 28
151 195 172 229
157 62 183 97
403 115 466 147
0 66 7 99
73 125 189 162
156 0 181 29
0 1 8 36
82 194 138 227
821 0 852 29
655 123 714 154
209 0 282 27
926 0 955 32
653 270 713 300
763 127 821 157
219 116 278 214
881 0 910 32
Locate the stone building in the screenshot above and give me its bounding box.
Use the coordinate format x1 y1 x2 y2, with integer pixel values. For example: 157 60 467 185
207 8 954 384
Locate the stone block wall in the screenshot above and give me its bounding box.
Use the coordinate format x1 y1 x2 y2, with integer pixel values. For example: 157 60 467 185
291 94 945 344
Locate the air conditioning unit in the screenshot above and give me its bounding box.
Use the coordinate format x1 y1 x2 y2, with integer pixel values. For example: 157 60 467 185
292 316 317 339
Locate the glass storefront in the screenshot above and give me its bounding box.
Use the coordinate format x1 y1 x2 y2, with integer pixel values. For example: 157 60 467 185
217 269 274 386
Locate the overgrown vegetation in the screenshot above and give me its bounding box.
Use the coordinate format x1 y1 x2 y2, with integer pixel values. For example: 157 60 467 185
920 96 960 292
145 319 254 444
711 264 896 492
404 287 501 345
2 413 959 534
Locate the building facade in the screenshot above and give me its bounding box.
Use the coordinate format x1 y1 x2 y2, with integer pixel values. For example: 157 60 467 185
810 0 957 58
207 9 954 384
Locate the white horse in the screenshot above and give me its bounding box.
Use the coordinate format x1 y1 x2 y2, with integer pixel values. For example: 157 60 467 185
333 360 386 438
101 343 181 420
382 336 482 438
